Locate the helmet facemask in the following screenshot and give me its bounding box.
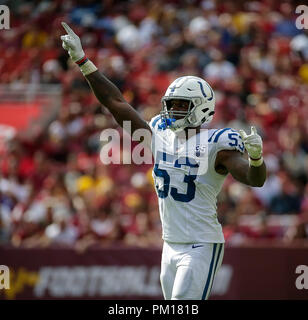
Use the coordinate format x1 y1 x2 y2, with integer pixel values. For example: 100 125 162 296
159 97 196 132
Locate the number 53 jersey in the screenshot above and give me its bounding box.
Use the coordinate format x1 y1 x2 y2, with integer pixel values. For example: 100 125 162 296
149 116 245 244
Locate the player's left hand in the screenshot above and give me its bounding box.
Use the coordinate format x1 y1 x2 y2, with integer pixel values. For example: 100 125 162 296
239 126 263 160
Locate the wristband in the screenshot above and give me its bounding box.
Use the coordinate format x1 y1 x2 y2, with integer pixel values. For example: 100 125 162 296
249 156 263 167
77 58 98 76
76 56 88 66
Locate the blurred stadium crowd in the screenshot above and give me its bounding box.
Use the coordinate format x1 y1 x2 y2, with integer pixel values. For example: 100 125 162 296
0 0 308 249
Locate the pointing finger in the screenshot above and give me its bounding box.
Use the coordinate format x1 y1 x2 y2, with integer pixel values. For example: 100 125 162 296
61 22 77 37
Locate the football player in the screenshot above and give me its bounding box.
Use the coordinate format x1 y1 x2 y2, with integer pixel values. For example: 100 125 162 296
61 22 266 300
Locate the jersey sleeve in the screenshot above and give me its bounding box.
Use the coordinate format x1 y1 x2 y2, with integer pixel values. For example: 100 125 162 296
148 115 162 133
147 115 162 153
210 128 245 154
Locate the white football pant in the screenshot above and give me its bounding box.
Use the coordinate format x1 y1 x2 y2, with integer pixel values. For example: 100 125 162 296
160 241 224 300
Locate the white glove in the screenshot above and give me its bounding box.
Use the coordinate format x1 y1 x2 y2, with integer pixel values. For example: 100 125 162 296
61 22 85 62
239 126 263 160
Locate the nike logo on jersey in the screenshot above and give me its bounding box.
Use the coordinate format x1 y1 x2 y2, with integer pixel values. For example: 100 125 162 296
192 244 204 249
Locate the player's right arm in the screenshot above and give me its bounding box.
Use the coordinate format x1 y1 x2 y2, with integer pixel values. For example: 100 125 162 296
60 22 150 133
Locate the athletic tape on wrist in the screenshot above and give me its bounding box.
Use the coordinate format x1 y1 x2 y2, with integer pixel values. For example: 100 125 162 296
249 156 263 167
78 59 98 76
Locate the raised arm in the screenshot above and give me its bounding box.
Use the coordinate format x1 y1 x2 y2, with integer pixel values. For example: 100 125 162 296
85 71 150 132
215 126 266 187
60 22 150 133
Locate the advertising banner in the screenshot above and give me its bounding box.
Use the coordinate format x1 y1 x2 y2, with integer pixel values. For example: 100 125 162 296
0 244 307 300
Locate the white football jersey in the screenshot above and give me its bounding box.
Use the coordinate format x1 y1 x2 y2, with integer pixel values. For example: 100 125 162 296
149 115 245 244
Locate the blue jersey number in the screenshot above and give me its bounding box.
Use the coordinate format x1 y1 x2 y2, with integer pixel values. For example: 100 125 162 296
228 132 244 152
154 156 198 203
153 164 170 199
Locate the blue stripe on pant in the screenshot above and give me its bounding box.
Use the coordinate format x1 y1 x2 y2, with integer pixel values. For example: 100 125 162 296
209 244 223 295
201 243 223 300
